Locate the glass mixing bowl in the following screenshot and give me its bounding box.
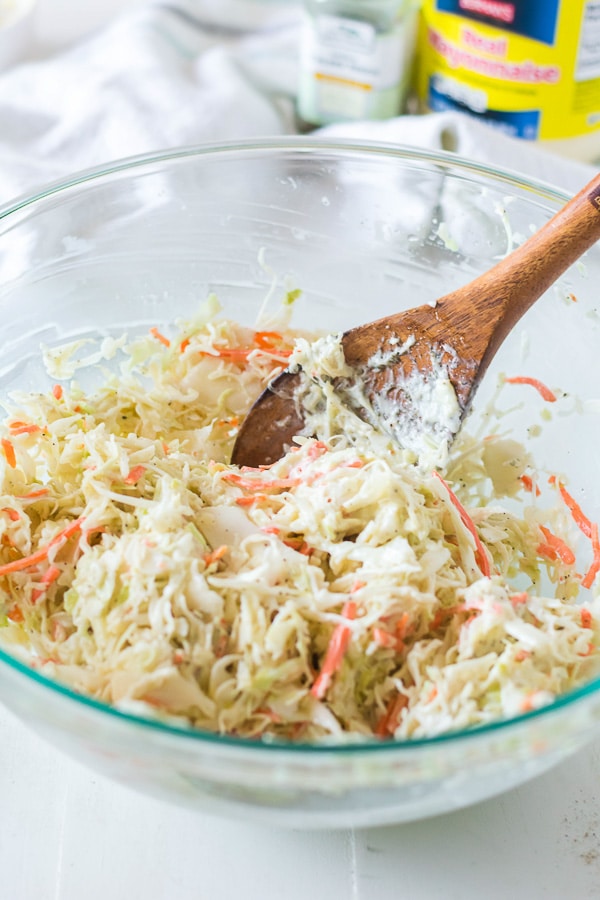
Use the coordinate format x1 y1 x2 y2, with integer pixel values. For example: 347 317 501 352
0 140 599 830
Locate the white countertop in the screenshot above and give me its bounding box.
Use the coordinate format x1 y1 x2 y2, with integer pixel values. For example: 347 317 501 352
2 3 600 898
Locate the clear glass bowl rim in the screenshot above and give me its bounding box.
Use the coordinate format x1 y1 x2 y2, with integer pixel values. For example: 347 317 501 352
0 135 596 756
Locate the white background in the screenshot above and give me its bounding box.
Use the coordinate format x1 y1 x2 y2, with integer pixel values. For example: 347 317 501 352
1 2 600 898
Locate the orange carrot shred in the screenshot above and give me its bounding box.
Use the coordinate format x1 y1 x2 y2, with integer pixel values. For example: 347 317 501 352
31 565 61 603
557 481 593 539
538 525 576 565
581 608 593 629
235 495 263 507
52 384 63 400
520 474 541 496
375 693 408 738
16 488 49 499
199 347 252 364
373 627 397 648
0 518 83 577
7 605 24 623
2 507 19 522
9 423 41 436
254 331 282 349
179 337 190 353
1 439 16 469
311 601 357 700
124 465 146 485
504 376 557 402
204 545 228 567
223 473 300 491
395 612 410 639
149 327 170 347
350 579 366 593
432 471 491 577
582 523 600 589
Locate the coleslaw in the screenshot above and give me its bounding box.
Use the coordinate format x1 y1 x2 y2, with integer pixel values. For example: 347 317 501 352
0 295 598 742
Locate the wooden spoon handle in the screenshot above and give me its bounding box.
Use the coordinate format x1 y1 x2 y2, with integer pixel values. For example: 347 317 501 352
439 172 600 360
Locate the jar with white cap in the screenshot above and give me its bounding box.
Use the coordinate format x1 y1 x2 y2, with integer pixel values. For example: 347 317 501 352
298 0 420 126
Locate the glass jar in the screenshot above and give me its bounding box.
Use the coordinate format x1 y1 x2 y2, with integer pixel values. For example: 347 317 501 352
298 0 420 126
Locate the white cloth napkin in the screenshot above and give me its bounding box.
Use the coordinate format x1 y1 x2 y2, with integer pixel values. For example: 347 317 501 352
0 0 595 206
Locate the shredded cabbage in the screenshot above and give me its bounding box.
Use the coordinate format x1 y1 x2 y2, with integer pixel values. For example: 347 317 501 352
0 298 598 743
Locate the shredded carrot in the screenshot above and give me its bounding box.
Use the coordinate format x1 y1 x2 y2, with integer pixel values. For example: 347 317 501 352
510 592 528 607
504 376 557 402
515 649 531 662
2 507 19 522
537 525 576 566
311 601 357 700
124 465 146 485
432 471 491 577
582 523 600 589
578 642 595 658
1 438 16 469
217 416 239 428
7 605 24 623
15 488 49 499
223 473 300 491
179 337 190 353
199 347 253 364
31 565 61 603
556 481 593 539
373 627 397 648
149 327 170 347
52 384 63 400
305 441 328 462
234 495 266 507
375 692 408 738
0 518 83 577
395 612 410 640
204 545 228 567
254 331 292 357
520 474 541 496
254 331 282 349
261 525 281 535
8 423 41 436
581 608 593 629
282 537 313 555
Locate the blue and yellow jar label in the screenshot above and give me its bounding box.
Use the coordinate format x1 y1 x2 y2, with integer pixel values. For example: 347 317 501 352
417 0 600 141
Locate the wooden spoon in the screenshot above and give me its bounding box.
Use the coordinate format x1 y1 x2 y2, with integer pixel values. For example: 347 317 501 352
232 172 600 468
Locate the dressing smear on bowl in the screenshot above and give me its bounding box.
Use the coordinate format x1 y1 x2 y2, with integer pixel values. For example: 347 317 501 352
0 295 598 743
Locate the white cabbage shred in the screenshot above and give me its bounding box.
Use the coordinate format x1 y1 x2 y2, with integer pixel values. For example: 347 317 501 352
0 298 598 743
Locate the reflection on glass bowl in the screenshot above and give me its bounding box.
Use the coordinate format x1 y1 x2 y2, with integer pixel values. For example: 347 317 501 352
0 139 599 829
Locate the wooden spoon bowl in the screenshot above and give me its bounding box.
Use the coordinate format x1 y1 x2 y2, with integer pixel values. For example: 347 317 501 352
232 173 600 469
